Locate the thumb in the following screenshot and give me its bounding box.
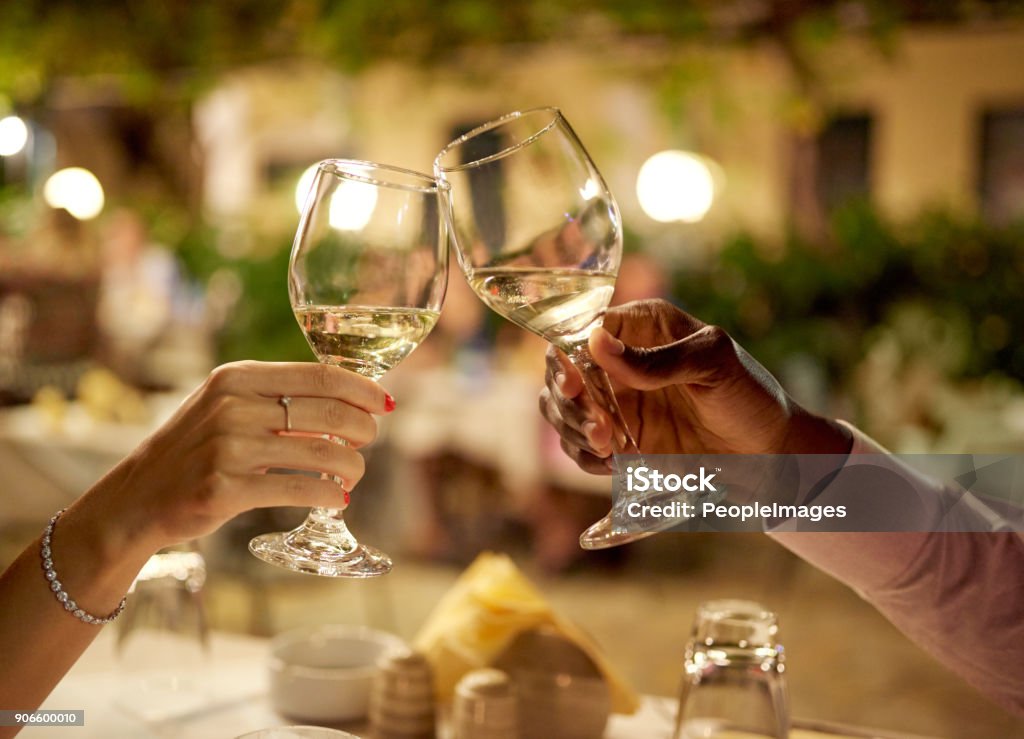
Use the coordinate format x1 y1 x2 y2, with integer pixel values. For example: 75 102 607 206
589 324 733 391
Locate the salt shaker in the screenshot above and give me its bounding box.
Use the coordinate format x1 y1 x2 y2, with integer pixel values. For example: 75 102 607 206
369 647 437 739
451 668 518 739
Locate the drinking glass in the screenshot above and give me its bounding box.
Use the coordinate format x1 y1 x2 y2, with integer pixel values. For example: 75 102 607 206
114 547 210 724
249 159 449 577
672 599 790 739
436 107 675 549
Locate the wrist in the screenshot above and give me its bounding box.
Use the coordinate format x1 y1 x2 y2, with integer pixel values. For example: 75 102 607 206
56 459 162 609
779 407 853 455
49 503 150 618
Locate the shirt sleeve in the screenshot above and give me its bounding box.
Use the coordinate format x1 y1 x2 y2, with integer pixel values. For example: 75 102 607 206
768 422 1024 717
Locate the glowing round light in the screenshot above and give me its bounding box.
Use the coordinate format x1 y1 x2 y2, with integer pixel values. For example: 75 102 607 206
294 164 319 214
328 179 378 231
636 150 716 223
295 163 378 231
43 167 105 220
0 116 28 157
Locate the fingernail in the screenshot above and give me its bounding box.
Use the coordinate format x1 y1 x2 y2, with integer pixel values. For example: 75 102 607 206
607 334 625 356
604 456 616 472
582 421 597 441
343 490 351 507
384 393 396 413
555 372 567 390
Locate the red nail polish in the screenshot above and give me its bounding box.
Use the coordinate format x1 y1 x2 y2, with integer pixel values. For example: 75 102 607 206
384 393 396 413
343 490 351 507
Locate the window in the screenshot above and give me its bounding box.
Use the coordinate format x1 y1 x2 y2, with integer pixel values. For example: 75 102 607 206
978 108 1024 225
815 114 873 213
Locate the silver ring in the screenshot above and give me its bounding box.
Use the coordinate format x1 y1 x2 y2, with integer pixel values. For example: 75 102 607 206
278 395 292 432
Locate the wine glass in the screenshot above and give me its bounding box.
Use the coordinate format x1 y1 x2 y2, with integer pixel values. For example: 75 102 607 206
249 159 449 577
672 599 789 739
435 107 677 549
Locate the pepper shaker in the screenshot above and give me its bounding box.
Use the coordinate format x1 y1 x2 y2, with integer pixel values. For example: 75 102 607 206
369 647 437 739
451 668 518 739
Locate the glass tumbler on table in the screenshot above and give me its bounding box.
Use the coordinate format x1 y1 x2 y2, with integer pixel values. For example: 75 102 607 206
249 159 449 578
435 107 684 550
672 599 790 739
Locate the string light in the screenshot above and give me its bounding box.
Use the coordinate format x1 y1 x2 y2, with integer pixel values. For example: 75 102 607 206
636 150 716 223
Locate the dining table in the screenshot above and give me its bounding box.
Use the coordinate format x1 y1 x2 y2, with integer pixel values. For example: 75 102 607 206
24 629 936 739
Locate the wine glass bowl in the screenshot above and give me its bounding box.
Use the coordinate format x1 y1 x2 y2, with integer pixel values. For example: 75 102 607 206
249 159 448 578
436 107 653 550
435 108 621 353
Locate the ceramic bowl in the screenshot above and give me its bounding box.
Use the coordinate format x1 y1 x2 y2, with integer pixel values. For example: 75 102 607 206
269 624 406 723
235 727 359 739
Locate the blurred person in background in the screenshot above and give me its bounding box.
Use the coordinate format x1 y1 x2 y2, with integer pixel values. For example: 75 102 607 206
97 209 209 388
33 207 99 275
0 360 394 729
539 298 1024 716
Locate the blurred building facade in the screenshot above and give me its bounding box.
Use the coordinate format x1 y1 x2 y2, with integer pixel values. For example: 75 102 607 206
195 25 1024 244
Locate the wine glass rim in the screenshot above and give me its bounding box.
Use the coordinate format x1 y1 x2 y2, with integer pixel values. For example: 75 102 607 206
696 599 776 625
317 158 449 193
434 106 564 174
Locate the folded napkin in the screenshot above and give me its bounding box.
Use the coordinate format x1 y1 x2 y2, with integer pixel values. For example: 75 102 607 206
413 552 640 714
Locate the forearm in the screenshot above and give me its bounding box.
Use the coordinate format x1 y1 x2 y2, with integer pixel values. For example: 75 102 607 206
772 530 1024 715
769 423 1024 716
0 461 156 731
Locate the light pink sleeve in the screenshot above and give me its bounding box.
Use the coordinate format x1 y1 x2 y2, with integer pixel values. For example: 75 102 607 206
769 423 1024 717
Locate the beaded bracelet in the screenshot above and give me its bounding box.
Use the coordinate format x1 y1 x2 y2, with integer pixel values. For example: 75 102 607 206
41 508 127 625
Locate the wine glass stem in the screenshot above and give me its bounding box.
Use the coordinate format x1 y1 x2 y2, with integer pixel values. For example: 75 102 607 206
567 342 640 455
286 506 358 553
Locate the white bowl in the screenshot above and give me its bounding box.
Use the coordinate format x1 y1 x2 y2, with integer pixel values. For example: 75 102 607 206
270 624 406 723
235 727 359 739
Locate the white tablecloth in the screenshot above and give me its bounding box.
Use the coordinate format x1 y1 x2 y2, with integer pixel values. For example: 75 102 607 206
28 630 934 739
29 629 679 738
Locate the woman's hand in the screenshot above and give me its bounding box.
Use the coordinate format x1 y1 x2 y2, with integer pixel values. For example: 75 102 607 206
538 299 850 474
82 360 393 562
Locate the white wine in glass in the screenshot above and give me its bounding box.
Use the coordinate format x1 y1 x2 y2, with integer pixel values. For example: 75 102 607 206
465 268 615 349
437 107 683 549
295 306 440 378
249 160 448 578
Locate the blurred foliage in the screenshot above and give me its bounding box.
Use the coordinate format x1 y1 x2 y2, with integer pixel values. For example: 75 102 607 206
175 228 310 363
674 205 1024 387
3 0 1023 378
175 204 1024 381
4 0 1021 107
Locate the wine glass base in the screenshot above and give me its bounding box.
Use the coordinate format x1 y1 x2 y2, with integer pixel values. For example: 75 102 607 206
248 533 392 578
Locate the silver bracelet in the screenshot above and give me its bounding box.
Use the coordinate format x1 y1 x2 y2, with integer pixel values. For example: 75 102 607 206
41 508 127 625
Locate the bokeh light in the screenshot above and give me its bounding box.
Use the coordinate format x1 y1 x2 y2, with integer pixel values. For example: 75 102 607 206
328 179 378 231
43 167 105 220
636 150 716 223
295 163 378 230
0 115 28 156
294 164 319 214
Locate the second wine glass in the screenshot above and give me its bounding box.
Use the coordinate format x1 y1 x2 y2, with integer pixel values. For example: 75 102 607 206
249 159 449 577
435 107 679 550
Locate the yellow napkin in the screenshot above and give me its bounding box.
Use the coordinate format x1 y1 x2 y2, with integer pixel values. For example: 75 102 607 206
413 552 640 715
